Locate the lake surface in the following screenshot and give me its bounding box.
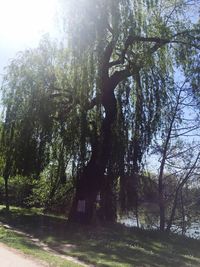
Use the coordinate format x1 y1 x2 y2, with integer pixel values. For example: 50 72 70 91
119 216 200 239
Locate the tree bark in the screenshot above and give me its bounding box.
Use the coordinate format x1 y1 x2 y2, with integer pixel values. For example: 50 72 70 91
100 174 117 222
4 175 9 212
166 188 179 232
158 171 165 231
180 189 186 235
68 78 117 224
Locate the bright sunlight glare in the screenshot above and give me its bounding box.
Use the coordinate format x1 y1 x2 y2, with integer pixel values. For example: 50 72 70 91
0 0 58 45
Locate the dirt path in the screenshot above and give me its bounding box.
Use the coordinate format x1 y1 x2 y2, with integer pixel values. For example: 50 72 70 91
0 243 46 267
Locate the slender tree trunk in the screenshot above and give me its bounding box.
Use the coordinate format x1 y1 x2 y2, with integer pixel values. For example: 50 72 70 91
4 175 9 212
45 147 66 211
166 152 200 232
166 184 187 232
166 188 179 232
157 88 182 231
68 79 117 224
158 142 170 231
180 189 186 235
135 196 139 228
158 172 165 231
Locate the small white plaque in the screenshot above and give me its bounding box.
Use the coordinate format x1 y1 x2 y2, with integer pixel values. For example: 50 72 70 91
77 200 86 213
96 193 101 201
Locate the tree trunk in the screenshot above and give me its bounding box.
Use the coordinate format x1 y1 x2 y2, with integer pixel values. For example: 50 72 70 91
100 174 117 222
159 176 165 231
165 152 200 232
180 189 186 235
4 175 9 212
157 88 183 231
166 188 179 232
68 80 117 224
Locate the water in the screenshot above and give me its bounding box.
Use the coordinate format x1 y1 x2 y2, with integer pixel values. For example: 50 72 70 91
119 215 200 239
185 222 200 239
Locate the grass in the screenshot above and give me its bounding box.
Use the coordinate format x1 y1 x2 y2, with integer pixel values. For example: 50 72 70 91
0 209 83 267
0 228 82 267
0 206 200 266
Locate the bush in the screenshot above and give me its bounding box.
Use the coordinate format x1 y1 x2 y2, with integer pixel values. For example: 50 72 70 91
0 175 36 207
0 170 75 216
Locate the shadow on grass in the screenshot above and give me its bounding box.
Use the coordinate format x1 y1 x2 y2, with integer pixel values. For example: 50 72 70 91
0 207 200 267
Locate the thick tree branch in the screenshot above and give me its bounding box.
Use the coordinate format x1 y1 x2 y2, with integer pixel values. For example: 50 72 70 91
102 40 115 70
110 69 132 88
108 29 200 68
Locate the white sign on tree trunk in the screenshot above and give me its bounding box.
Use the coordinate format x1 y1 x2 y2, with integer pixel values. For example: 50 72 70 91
77 200 86 213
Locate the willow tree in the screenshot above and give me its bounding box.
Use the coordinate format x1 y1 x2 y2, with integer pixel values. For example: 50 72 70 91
0 36 77 209
61 0 200 224
1 0 199 224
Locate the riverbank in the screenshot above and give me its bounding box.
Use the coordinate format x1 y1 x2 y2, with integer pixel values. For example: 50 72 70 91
0 206 200 266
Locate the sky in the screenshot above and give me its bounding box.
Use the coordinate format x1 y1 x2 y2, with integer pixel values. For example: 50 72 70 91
0 0 60 79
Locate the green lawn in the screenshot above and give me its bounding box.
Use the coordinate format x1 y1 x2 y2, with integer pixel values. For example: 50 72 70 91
0 206 200 267
0 207 82 267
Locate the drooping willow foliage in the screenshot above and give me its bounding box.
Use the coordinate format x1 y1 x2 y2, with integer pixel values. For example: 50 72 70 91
1 0 199 217
63 0 199 166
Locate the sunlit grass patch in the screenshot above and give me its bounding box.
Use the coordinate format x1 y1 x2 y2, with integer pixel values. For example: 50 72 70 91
0 226 82 267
